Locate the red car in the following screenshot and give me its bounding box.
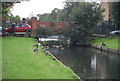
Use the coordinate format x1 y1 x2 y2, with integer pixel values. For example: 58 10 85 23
6 24 31 35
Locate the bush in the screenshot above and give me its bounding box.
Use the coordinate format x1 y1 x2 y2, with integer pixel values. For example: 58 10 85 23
36 27 51 38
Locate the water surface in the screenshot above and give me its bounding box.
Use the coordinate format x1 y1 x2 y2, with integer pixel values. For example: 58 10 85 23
49 46 120 79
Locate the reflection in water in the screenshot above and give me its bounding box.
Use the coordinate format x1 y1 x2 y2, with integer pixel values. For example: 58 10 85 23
49 46 120 79
91 55 96 76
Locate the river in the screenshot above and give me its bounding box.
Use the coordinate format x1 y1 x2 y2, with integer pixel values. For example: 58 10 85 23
49 46 120 79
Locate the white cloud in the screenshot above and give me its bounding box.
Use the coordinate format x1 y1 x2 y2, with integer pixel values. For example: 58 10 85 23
12 0 119 18
11 0 65 18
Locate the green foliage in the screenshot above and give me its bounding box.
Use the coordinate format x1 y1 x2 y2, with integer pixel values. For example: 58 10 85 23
37 13 50 21
37 2 103 44
38 8 65 21
2 2 21 27
2 2 14 20
64 2 103 44
36 27 52 38
91 37 120 50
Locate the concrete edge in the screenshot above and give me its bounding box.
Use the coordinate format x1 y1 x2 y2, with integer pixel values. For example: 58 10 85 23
90 44 120 55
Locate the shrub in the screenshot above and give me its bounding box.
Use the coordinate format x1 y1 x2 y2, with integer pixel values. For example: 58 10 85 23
36 27 51 38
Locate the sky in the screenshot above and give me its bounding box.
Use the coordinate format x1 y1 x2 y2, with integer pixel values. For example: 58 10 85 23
11 0 101 19
11 0 104 19
11 0 65 18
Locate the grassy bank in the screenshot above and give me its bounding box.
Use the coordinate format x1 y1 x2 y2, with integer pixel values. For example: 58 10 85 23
91 37 120 50
2 37 79 79
0 37 2 79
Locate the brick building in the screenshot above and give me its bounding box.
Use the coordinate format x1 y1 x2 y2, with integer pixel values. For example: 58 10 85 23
100 0 112 21
29 17 69 37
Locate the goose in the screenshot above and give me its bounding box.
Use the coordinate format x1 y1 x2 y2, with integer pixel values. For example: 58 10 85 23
33 48 39 53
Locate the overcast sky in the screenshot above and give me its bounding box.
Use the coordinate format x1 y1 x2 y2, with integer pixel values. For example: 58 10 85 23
11 0 104 19
11 0 65 18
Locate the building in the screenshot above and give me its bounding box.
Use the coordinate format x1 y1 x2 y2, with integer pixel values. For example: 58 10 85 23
29 17 69 37
100 0 112 22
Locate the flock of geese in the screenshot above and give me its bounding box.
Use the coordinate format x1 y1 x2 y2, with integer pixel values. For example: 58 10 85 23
33 39 65 53
33 39 65 60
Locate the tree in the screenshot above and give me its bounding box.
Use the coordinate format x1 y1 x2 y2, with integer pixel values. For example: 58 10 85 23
38 13 50 21
36 26 51 38
37 8 65 21
2 1 28 27
2 2 14 27
63 2 103 44
36 2 103 44
63 2 80 21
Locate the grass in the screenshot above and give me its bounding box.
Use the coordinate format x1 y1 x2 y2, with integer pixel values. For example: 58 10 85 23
91 36 120 50
0 37 2 80
2 37 79 79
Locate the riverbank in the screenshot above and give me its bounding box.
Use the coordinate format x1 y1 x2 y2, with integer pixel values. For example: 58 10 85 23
2 37 80 79
0 37 2 80
91 37 120 54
